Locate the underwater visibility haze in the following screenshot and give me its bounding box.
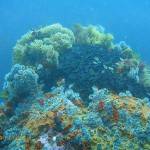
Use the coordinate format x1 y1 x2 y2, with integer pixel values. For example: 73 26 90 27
0 0 150 149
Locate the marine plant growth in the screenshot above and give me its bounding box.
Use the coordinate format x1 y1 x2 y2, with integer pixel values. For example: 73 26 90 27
0 23 150 150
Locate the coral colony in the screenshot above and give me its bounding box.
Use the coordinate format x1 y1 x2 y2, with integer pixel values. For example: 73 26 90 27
0 23 150 150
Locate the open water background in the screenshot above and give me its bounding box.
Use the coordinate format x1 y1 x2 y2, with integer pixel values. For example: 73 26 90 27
0 0 150 90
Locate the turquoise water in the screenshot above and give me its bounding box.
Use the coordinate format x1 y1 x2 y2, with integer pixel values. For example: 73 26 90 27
0 0 150 90
0 0 150 91
0 1 150 149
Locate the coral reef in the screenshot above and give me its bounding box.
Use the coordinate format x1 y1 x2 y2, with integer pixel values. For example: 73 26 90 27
1 83 150 149
56 45 149 101
13 24 75 67
1 23 150 150
3 64 39 100
115 41 134 59
140 66 150 88
0 107 9 127
72 24 114 50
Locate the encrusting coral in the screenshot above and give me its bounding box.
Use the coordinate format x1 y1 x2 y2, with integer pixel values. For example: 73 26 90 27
2 83 150 149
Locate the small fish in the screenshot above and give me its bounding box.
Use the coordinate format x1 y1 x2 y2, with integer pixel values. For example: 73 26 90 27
93 57 101 65
37 64 43 70
56 78 65 86
103 65 108 70
147 93 150 96
108 67 114 73
0 91 9 99
93 61 98 65
94 57 99 61
119 58 124 61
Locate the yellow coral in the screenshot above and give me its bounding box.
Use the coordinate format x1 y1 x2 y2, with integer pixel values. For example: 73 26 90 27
13 24 74 67
72 24 114 50
99 33 114 50
121 48 133 58
13 44 26 64
50 32 75 52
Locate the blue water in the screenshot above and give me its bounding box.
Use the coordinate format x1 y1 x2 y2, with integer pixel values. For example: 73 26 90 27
0 0 150 90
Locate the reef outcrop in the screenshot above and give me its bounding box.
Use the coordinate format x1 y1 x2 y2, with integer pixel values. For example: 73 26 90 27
0 23 150 150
